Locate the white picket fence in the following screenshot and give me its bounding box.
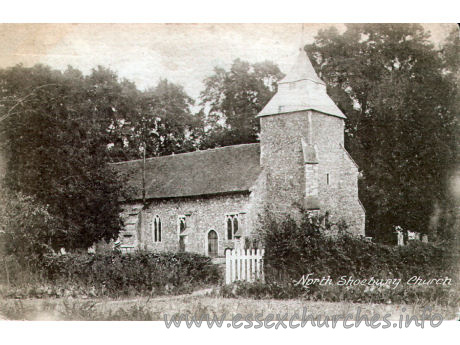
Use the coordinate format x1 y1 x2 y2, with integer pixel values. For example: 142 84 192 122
225 248 264 284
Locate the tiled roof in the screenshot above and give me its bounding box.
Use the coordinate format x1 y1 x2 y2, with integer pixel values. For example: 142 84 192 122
111 143 261 200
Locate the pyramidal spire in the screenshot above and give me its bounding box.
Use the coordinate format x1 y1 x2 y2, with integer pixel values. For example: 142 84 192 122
278 48 325 85
257 30 346 119
279 24 325 85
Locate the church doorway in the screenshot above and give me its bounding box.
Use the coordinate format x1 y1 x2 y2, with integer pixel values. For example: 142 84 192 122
207 230 218 257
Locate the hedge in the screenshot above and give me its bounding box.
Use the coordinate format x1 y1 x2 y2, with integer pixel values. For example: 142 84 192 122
251 212 457 305
1 251 220 298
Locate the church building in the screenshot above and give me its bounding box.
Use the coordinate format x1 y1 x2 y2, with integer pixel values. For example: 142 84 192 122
111 47 366 257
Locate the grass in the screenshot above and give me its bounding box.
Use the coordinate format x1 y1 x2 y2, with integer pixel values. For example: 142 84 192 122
1 289 459 321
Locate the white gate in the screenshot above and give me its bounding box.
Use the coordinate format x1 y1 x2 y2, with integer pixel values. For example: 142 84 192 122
225 248 264 284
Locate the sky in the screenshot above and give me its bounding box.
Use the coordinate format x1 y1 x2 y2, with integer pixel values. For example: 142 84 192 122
0 23 456 101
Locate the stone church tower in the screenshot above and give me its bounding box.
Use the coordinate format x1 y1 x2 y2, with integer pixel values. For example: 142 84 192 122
114 45 366 256
257 47 365 234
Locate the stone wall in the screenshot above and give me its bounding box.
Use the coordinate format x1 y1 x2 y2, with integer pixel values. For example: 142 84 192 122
245 170 268 237
312 111 365 235
119 193 255 257
259 111 308 217
316 144 365 235
259 110 365 235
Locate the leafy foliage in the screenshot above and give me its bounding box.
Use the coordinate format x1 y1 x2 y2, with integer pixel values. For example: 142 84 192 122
261 211 452 282
0 250 220 298
0 187 63 266
107 78 201 162
254 210 456 305
38 251 220 297
306 24 458 241
0 65 128 250
199 59 284 147
0 64 203 251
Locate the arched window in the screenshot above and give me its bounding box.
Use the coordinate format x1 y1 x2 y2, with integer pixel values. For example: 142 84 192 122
208 230 218 258
152 216 161 243
224 248 232 257
226 214 240 240
227 217 233 240
158 218 161 242
233 217 238 235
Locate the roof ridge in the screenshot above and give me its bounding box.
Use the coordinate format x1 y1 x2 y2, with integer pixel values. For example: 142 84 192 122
110 142 260 165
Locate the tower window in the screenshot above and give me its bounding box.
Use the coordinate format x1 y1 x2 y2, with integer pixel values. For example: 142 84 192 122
326 173 330 185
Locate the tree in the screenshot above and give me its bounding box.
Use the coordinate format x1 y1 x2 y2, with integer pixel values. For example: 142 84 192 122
199 59 284 147
306 24 458 242
0 63 203 250
134 79 200 159
81 66 144 162
437 27 460 245
441 27 460 75
0 64 126 250
0 187 63 266
105 78 201 162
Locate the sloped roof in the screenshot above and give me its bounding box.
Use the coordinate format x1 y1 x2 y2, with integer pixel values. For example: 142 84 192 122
258 49 346 119
111 143 261 201
279 48 325 85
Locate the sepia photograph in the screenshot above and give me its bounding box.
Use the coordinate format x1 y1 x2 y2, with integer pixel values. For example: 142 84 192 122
0 21 458 329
